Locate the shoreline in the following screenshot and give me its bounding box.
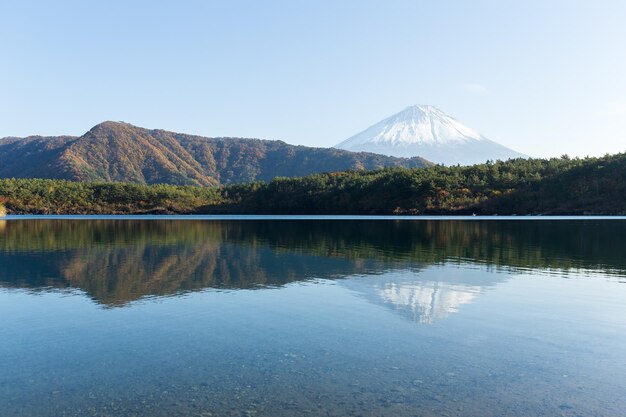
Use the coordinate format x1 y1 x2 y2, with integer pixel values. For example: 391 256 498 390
3 214 626 221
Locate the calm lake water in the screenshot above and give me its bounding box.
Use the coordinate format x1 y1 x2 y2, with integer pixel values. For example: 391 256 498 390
1 217 625 416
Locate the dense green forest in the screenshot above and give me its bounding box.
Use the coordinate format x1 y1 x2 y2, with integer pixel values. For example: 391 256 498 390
1 152 625 215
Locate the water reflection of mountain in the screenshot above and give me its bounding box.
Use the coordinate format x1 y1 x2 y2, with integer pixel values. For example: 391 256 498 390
381 280 478 323
1 219 625 308
343 267 504 323
1 244 386 306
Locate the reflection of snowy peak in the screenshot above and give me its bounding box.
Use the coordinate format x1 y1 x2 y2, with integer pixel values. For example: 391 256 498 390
335 105 527 165
341 266 507 324
378 281 480 324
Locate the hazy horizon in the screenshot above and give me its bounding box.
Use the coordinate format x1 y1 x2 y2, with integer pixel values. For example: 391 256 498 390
2 1 626 158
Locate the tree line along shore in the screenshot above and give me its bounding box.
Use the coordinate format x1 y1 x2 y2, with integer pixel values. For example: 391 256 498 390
1 153 625 216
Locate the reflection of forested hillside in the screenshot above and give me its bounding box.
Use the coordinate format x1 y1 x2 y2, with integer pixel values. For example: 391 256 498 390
1 220 624 306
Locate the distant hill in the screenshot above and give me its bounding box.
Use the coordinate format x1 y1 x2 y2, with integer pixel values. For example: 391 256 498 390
0 121 431 186
335 105 526 165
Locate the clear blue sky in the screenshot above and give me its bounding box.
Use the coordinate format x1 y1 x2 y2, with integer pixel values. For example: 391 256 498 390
2 0 625 158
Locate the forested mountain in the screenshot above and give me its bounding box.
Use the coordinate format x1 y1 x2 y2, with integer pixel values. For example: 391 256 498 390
1 152 625 215
0 121 431 186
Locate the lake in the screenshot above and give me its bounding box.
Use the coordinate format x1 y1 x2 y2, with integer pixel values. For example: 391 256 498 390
1 217 625 416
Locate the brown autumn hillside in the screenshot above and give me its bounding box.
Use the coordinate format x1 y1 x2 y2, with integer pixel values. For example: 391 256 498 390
0 121 431 186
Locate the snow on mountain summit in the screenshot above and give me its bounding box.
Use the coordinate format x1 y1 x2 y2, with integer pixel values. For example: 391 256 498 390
340 105 485 147
335 105 526 165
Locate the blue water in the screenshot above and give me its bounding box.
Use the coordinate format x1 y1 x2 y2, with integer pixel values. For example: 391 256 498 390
0 218 625 416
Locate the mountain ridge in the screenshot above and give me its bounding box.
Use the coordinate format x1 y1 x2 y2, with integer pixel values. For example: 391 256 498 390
0 121 432 186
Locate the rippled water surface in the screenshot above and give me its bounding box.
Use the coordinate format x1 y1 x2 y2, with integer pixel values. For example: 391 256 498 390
1 217 625 416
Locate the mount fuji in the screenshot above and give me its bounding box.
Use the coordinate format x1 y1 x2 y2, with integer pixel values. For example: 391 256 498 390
335 105 527 165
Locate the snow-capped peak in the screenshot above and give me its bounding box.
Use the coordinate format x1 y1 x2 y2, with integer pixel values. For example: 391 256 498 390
337 104 485 149
335 105 527 165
